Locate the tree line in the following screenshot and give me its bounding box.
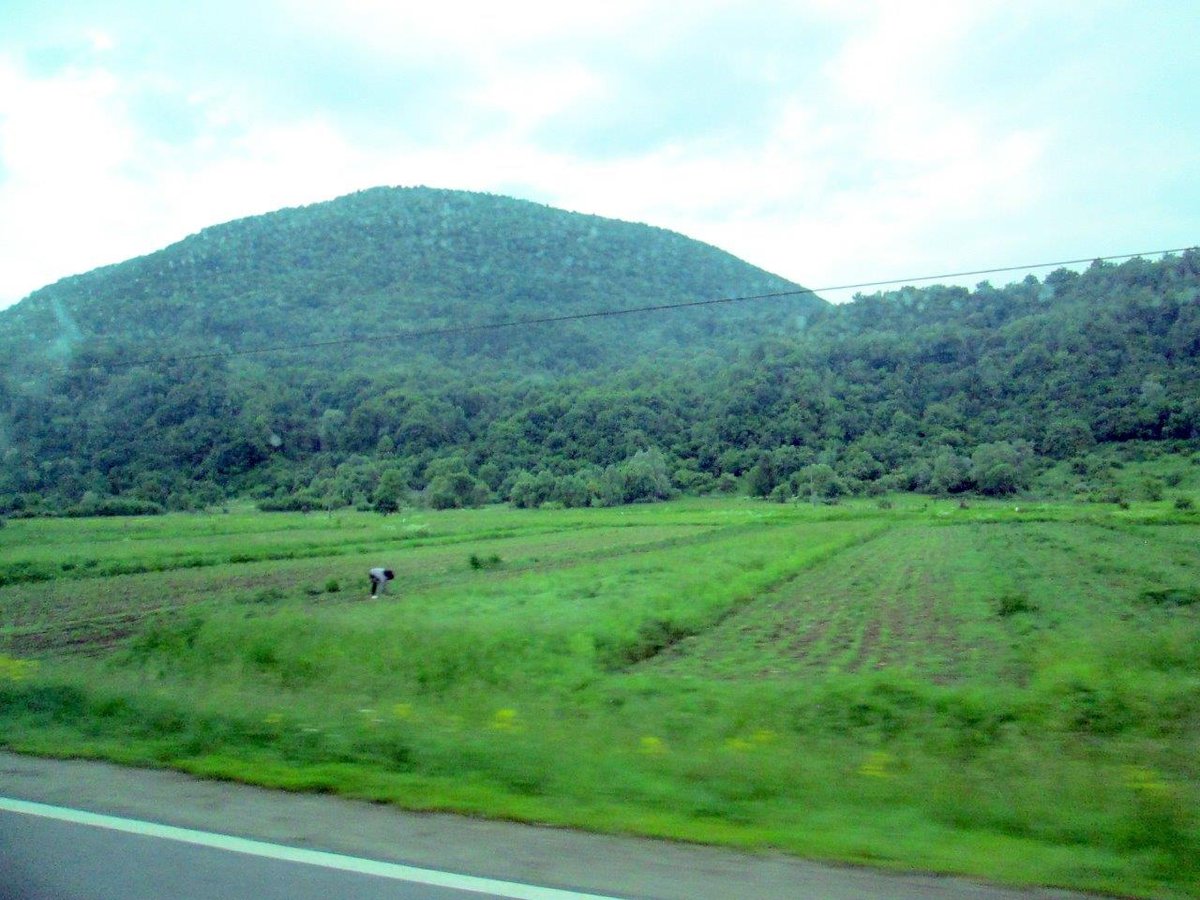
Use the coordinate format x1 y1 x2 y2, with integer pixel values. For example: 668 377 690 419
2 251 1195 515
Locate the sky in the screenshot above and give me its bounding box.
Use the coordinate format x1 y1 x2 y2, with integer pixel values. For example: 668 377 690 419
0 0 1196 309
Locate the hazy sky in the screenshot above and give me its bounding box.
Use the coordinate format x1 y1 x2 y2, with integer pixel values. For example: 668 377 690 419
1 0 1196 309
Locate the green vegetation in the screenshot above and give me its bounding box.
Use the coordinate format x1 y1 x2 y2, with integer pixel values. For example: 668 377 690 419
0 187 1196 893
0 188 1196 516
1 497 1197 897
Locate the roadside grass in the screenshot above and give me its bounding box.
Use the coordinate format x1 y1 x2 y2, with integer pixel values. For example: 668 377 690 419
1 497 1198 897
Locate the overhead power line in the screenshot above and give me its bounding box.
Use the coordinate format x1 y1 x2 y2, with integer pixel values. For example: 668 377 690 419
48 244 1199 370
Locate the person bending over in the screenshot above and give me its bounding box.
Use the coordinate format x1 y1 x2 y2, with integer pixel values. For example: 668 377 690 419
368 567 394 599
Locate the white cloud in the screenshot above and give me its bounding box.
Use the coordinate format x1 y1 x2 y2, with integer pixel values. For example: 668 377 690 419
0 57 144 298
290 0 650 60
86 29 116 53
0 1 1195 308
469 62 607 137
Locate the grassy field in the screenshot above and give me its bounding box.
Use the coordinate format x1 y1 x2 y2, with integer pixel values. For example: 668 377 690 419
1 496 1198 897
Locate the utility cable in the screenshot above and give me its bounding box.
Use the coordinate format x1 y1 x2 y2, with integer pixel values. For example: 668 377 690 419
39 245 1198 370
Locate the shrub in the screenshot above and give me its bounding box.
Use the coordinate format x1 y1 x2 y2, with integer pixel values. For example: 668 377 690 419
259 494 320 512
65 497 165 517
1139 587 1198 608
970 441 1033 496
242 587 286 604
995 592 1038 617
428 472 489 509
1141 478 1165 502
469 553 502 570
1173 495 1195 511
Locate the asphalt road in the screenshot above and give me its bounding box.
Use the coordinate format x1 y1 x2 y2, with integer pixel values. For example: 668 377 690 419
0 752 1086 900
0 802 531 899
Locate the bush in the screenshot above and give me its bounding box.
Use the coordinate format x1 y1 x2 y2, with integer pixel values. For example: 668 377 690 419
1142 478 1165 502
506 470 597 509
428 472 489 509
996 592 1038 617
970 441 1033 496
1174 495 1195 511
241 587 286 605
469 553 502 570
1139 587 1199 608
259 494 320 512
619 449 675 504
800 463 843 501
65 497 165 517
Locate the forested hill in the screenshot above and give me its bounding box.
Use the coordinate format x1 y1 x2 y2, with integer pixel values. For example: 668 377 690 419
0 185 1196 514
0 186 813 378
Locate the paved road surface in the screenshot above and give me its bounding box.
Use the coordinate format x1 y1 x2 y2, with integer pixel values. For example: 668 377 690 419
0 752 1086 899
0 801 545 899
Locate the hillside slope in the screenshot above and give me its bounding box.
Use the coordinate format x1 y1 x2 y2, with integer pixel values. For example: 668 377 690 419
0 186 1196 514
0 186 815 377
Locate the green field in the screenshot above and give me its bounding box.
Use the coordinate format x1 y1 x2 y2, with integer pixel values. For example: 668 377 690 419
1 497 1198 897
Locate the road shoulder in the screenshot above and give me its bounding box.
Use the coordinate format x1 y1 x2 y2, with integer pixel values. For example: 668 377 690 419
0 751 1083 899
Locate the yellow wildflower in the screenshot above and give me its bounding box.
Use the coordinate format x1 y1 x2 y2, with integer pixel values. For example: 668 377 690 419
0 656 38 682
859 751 894 779
725 728 777 752
1123 765 1170 798
491 708 521 732
639 735 667 755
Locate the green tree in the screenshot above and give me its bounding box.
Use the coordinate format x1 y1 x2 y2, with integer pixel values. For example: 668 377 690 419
619 449 674 503
1040 419 1095 460
929 448 971 495
425 456 488 509
801 463 841 503
428 471 489 509
372 466 411 513
970 441 1032 496
745 453 778 498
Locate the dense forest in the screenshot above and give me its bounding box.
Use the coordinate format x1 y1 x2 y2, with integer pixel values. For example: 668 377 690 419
0 187 1197 515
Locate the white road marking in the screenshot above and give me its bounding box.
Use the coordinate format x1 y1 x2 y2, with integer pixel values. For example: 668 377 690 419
0 796 618 900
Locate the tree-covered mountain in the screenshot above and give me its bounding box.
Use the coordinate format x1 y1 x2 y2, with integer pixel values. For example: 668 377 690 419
0 185 1196 514
0 187 813 378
